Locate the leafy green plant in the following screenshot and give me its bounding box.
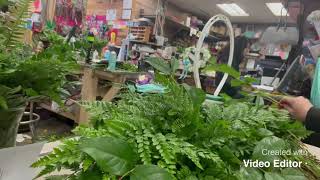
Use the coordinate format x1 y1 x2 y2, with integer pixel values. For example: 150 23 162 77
0 0 31 49
74 34 108 58
0 0 81 148
0 3 80 109
145 57 179 76
118 62 138 72
33 75 320 179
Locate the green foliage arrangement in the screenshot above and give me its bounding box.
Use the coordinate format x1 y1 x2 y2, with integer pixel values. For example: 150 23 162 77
118 62 138 72
73 34 108 58
33 74 320 179
0 0 31 49
145 57 179 76
0 0 79 109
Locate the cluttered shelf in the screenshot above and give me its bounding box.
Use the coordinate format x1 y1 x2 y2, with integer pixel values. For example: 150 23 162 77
143 15 190 31
129 40 162 47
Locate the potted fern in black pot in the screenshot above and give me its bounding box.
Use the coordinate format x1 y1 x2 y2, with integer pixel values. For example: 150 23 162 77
0 0 79 148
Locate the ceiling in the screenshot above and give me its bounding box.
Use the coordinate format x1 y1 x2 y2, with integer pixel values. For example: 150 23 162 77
167 0 296 24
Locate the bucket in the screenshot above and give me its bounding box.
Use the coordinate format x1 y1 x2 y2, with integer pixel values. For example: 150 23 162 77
0 107 25 148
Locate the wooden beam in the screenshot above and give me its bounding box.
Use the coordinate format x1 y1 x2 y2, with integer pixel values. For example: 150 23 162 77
78 67 98 124
46 0 56 22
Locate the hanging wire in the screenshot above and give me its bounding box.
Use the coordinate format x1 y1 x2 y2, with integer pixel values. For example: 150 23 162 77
278 0 289 31
284 0 289 30
154 0 166 36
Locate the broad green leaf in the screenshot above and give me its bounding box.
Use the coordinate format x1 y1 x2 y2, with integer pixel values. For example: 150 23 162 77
218 146 241 167
185 176 198 180
25 88 39 96
220 93 232 102
44 175 70 180
238 167 263 180
264 172 285 180
170 58 180 74
8 86 22 95
255 96 265 106
79 137 138 176
231 79 245 87
130 165 173 180
252 136 287 163
281 168 307 180
145 57 171 75
59 88 71 97
0 69 16 74
77 167 103 180
182 84 206 109
0 85 21 96
257 128 274 137
205 64 240 78
243 76 258 84
0 96 8 109
231 77 257 87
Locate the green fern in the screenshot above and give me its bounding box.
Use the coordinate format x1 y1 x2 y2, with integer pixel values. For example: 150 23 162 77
152 133 177 174
1 0 32 49
34 78 320 179
32 139 85 178
134 129 153 165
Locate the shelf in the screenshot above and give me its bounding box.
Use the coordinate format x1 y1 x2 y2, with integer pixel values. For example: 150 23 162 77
129 40 162 47
143 15 190 31
39 103 77 122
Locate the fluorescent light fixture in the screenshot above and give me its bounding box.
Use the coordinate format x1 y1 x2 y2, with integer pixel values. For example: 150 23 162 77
217 3 249 17
266 3 289 16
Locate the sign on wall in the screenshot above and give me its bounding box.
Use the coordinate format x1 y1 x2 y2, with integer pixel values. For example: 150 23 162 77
123 0 132 9
122 9 132 19
106 9 117 21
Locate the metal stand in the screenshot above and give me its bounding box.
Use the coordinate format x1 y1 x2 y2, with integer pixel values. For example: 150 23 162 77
19 102 40 141
193 14 235 96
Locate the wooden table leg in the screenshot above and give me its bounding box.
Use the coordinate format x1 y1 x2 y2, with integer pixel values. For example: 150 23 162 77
79 68 98 124
102 77 126 101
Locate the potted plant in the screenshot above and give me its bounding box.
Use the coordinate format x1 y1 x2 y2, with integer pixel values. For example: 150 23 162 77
0 0 79 148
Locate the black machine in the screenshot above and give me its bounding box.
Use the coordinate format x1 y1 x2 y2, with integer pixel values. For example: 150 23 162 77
255 55 287 79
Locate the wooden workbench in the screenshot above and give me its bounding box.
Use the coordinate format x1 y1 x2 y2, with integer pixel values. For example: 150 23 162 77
78 65 145 124
39 64 145 124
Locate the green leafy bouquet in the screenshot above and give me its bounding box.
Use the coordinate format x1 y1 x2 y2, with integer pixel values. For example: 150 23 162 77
0 0 79 109
33 74 320 179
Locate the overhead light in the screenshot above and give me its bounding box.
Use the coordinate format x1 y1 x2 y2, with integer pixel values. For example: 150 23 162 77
217 3 249 17
266 3 289 16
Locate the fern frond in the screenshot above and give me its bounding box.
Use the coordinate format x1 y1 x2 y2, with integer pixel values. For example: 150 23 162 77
151 133 177 174
73 126 110 137
1 0 32 49
32 139 85 178
134 129 153 165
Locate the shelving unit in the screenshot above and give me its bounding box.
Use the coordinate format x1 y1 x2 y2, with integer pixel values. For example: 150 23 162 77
130 26 152 42
143 15 190 33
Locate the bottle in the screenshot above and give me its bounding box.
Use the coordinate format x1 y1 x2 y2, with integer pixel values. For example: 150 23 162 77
107 51 117 71
256 65 263 85
104 50 111 62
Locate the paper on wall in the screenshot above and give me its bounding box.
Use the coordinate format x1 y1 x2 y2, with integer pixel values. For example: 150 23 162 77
106 9 117 21
122 9 132 20
123 0 132 9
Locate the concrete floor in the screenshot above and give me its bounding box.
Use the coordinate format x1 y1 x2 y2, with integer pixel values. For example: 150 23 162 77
17 109 75 146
